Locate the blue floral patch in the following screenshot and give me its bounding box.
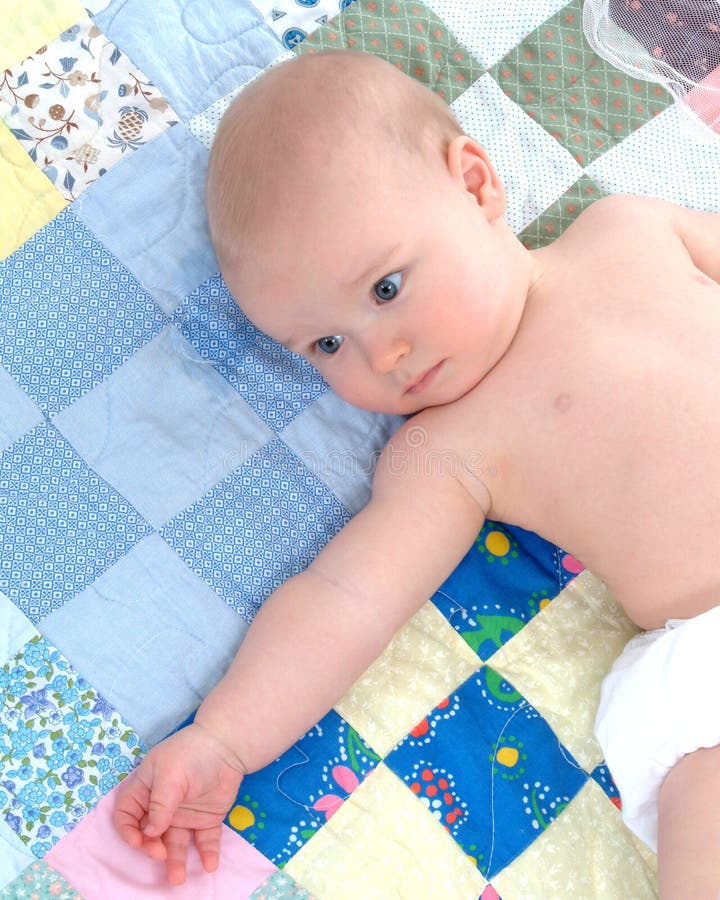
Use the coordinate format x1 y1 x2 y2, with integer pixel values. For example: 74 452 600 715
0 635 145 856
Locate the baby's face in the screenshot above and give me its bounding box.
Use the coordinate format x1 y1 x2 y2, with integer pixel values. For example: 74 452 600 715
230 144 528 416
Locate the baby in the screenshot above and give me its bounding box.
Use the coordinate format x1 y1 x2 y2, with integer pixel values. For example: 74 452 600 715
113 51 720 896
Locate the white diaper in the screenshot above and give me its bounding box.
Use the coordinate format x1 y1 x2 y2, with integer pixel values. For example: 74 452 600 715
594 604 720 851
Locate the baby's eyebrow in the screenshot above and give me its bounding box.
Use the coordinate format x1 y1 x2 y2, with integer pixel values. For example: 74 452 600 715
343 244 402 289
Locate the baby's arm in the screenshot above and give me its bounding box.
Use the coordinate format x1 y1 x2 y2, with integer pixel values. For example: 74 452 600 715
114 420 488 881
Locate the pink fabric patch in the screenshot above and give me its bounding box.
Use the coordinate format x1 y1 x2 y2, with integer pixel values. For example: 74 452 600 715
561 553 584 575
46 785 277 899
686 64 720 132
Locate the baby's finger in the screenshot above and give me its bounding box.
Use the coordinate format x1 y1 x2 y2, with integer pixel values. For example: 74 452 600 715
113 777 151 848
143 776 186 840
163 826 192 886
194 824 224 874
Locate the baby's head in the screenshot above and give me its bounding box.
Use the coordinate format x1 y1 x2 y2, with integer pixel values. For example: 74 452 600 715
207 51 462 276
206 51 528 415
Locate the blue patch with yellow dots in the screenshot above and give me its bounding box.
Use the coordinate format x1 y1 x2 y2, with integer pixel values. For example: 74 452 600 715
432 521 578 660
384 667 588 878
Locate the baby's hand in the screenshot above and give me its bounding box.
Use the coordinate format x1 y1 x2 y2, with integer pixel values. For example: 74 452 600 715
113 722 246 885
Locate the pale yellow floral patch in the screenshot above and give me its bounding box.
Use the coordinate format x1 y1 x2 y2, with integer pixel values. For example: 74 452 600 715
487 570 639 771
0 122 66 260
0 1 87 72
285 763 488 899
492 779 658 898
335 601 481 758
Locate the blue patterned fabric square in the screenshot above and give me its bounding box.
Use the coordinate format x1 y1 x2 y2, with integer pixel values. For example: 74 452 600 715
93 0 282 121
0 635 144 857
0 209 166 417
173 275 327 431
75 124 218 316
53 326 274 529
384 668 588 878
161 439 349 622
0 423 151 621
432 521 577 660
41 534 249 747
227 709 380 865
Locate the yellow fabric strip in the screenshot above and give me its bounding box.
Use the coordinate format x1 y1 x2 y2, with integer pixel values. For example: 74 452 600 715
0 122 66 261
1 0 87 72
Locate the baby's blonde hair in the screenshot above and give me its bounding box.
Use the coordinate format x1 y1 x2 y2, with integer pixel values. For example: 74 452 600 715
206 51 462 278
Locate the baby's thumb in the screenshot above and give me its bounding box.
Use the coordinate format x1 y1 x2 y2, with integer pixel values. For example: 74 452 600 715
143 778 184 838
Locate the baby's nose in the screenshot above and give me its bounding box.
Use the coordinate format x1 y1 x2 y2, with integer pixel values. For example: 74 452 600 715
367 336 411 375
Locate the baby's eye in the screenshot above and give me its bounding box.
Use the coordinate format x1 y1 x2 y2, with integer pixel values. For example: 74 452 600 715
373 272 403 304
316 335 345 355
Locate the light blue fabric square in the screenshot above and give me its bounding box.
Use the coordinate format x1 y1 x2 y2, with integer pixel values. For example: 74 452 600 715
0 423 151 621
40 534 248 746
53 325 274 529
279 391 404 515
0 209 166 417
0 365 43 454
75 124 218 316
161 439 349 621
0 591 36 669
173 275 327 430
94 0 282 121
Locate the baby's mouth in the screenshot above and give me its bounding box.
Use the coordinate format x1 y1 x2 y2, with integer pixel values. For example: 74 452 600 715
405 360 445 395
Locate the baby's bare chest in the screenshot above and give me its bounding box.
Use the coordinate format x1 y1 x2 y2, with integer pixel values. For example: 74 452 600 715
456 265 720 625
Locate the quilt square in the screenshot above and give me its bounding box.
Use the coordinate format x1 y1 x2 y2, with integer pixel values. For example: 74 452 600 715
0 122 66 262
0 17 179 202
431 520 577 661
93 0 282 122
0 423 151 621
249 870 315 900
0 365 43 455
53 325 274 529
46 785 277 898
0 208 167 418
0 634 144 857
425 0 568 69
75 123 217 315
299 0 486 106
488 0 673 167
252 0 356 51
384 667 588 878
40 534 250 747
284 763 487 899
173 275 326 431
161 439 349 621
227 709 379 866
0 860 81 899
587 101 720 210
492 780 657 898
0 593 36 673
0 1 86 73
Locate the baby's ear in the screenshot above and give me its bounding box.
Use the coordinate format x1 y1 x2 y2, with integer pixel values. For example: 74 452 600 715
446 135 506 221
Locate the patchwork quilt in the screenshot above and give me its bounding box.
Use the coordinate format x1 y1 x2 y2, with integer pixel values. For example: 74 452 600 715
2 1 719 897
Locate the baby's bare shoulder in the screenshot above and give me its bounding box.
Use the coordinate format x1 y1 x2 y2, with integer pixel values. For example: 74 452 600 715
568 194 720 279
570 194 681 240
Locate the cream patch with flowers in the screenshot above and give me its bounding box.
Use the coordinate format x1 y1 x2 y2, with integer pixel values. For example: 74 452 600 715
0 19 178 201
